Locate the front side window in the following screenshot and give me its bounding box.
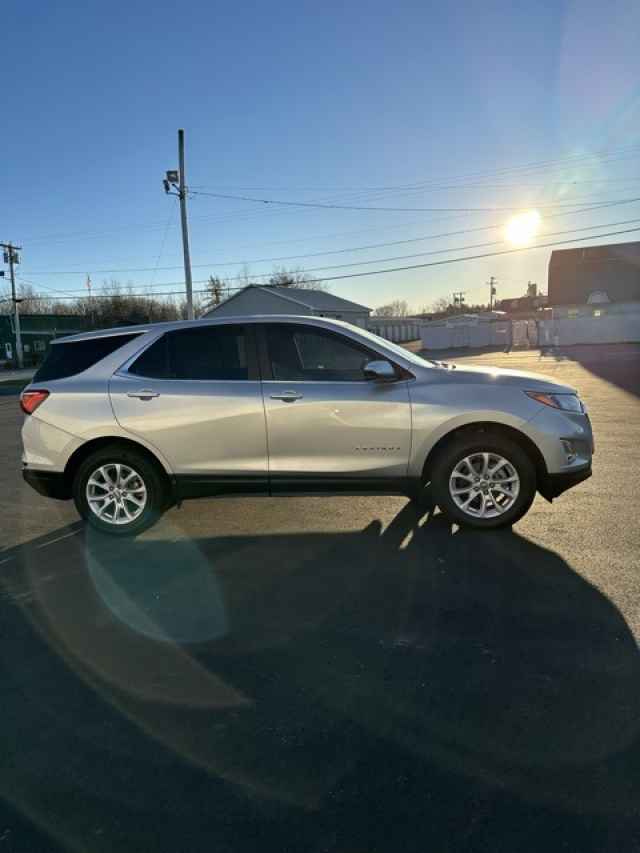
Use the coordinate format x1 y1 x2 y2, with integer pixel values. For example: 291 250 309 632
266 325 373 382
129 325 248 381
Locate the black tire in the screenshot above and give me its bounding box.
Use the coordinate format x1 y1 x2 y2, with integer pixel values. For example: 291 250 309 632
430 433 536 529
73 444 168 536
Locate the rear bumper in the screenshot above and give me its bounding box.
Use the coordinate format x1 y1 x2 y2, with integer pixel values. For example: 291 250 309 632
22 467 71 500
538 464 592 502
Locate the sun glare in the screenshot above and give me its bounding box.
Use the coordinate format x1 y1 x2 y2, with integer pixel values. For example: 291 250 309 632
505 210 541 246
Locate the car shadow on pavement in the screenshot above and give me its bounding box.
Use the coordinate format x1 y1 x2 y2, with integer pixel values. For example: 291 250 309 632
2 502 640 852
540 345 640 398
573 355 640 399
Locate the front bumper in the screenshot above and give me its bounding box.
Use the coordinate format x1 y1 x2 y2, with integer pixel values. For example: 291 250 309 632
538 464 592 502
22 467 71 500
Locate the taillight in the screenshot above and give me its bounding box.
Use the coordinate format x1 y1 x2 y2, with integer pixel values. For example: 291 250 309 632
20 389 49 415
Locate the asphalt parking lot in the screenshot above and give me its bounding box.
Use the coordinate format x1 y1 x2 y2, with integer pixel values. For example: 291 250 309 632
0 346 639 852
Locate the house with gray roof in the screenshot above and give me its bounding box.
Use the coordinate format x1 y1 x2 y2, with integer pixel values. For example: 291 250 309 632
202 285 371 327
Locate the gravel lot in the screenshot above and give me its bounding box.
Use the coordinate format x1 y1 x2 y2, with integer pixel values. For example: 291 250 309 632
0 346 639 852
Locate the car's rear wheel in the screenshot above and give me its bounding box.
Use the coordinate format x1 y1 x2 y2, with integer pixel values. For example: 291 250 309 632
73 445 167 536
430 433 536 529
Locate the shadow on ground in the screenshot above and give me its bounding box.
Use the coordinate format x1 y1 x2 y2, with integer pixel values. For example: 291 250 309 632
532 344 640 397
563 349 640 398
2 502 640 852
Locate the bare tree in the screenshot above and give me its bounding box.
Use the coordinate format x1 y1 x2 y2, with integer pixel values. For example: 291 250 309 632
372 299 411 317
206 276 224 306
0 283 58 314
71 280 181 327
428 297 450 315
238 264 253 286
267 266 328 291
423 297 491 318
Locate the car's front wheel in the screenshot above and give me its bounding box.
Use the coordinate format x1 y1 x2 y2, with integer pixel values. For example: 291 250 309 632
430 433 536 529
73 445 168 536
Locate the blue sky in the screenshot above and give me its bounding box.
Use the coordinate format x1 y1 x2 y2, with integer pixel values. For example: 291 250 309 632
2 0 640 312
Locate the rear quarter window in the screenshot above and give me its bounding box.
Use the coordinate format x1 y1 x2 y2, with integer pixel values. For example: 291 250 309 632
32 333 141 382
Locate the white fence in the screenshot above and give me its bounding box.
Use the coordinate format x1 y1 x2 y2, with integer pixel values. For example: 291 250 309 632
512 319 538 347
366 318 422 343
538 314 640 346
419 319 511 351
418 313 640 351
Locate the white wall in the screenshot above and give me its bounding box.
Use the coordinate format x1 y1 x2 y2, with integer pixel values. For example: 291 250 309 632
419 312 640 350
420 320 511 350
539 314 640 346
366 318 421 342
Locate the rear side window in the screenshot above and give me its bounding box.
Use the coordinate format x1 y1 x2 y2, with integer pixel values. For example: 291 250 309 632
33 333 141 382
129 325 248 381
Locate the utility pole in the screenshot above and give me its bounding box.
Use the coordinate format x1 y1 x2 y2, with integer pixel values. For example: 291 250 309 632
487 276 497 311
1 242 23 368
178 130 194 320
163 129 194 319
452 291 465 312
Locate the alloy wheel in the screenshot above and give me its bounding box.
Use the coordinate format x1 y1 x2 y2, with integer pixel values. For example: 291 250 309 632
448 452 520 519
86 463 147 525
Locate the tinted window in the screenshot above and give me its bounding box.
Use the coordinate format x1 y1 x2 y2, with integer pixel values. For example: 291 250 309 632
129 326 248 381
128 335 169 378
266 325 371 381
33 333 141 382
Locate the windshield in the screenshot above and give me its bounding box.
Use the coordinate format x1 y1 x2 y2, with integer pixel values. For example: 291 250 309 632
350 324 438 367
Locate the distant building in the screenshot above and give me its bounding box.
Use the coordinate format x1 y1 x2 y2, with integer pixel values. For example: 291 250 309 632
548 240 640 318
203 284 371 327
498 293 548 315
0 314 86 366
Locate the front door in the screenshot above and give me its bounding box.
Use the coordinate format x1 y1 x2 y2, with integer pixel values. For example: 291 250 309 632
109 324 268 491
258 323 411 490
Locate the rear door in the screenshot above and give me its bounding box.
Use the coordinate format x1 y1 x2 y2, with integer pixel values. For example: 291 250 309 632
109 324 268 487
258 322 412 489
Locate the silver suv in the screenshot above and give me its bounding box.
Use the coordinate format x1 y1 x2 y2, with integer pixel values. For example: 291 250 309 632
20 315 593 535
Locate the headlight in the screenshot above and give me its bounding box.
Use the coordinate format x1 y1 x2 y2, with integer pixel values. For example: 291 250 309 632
525 391 583 412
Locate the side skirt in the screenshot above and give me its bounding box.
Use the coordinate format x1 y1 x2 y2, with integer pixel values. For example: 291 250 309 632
173 474 421 501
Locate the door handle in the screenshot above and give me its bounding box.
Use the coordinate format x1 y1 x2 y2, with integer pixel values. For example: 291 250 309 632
270 391 303 402
127 389 160 400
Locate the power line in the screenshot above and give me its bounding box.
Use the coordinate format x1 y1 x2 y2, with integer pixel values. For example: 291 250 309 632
189 189 640 214
21 197 640 277
159 143 640 235
187 143 640 194
310 224 640 283
148 198 177 288
15 275 83 299
190 176 640 192
15 142 640 248
18 224 640 301
156 147 640 236
175 216 640 280
22 208 640 283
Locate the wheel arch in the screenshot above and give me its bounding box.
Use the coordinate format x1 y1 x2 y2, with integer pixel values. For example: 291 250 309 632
421 421 548 486
63 436 173 495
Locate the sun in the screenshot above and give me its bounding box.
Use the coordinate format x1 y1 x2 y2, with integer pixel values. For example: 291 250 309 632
505 210 541 246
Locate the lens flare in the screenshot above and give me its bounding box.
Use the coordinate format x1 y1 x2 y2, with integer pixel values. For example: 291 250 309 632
505 210 541 246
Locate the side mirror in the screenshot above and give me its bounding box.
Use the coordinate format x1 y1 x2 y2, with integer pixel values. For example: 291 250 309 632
363 359 397 382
